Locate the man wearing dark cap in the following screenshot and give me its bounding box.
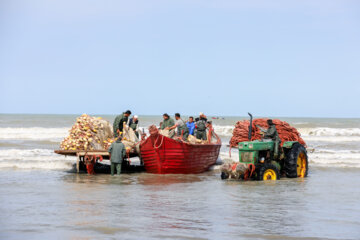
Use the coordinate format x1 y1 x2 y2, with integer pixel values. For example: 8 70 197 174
264 119 281 158
113 110 131 137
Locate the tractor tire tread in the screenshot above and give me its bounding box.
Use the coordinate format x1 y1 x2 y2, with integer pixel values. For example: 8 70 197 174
284 143 308 178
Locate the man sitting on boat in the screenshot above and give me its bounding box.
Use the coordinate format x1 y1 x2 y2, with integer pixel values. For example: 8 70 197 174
166 113 189 141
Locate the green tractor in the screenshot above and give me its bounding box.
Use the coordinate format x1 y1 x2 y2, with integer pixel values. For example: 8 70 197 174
221 113 308 181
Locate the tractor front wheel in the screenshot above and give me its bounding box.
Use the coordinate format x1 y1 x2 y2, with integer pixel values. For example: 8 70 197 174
257 163 280 181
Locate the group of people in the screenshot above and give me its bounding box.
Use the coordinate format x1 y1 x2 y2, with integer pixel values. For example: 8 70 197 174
108 110 281 176
160 112 212 141
109 110 139 176
112 110 140 138
108 110 214 175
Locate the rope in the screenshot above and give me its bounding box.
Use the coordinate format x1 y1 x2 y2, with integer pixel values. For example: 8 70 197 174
127 151 131 164
153 134 164 149
207 126 213 143
243 163 255 180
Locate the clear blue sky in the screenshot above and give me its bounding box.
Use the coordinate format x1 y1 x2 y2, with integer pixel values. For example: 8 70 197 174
1 0 359 117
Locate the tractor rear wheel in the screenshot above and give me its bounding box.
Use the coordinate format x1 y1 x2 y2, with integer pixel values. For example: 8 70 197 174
284 143 308 178
257 163 280 181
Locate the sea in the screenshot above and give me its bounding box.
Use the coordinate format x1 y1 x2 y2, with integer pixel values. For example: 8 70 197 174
1 114 360 240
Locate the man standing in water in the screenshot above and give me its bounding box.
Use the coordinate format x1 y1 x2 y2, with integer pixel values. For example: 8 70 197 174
167 113 189 141
263 119 281 158
113 110 131 137
108 136 127 176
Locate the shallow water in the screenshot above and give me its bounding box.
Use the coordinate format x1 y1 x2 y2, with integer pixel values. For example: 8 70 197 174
1 168 360 240
1 114 360 239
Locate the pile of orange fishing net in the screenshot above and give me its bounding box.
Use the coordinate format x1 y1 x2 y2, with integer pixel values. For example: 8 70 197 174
229 119 306 148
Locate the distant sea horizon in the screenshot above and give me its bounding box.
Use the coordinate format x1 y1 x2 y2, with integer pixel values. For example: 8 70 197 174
1 112 360 119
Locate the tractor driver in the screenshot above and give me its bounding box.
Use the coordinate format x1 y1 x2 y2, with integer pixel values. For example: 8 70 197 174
263 119 281 158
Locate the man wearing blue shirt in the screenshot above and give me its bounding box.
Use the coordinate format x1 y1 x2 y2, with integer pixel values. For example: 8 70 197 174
186 116 195 135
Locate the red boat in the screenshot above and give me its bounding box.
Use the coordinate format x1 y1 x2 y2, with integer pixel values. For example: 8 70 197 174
140 126 221 174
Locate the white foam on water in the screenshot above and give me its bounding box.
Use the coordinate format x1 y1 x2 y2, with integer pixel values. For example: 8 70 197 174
213 125 360 142
0 127 69 141
298 127 360 137
308 148 360 168
213 126 360 139
299 127 360 143
2 126 359 142
308 151 360 168
0 148 75 170
219 151 239 163
1 124 360 170
213 125 234 137
301 136 360 142
314 149 360 154
302 136 360 142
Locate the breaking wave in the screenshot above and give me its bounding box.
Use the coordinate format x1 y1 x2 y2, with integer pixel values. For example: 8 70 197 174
298 127 360 137
213 126 360 144
308 149 360 168
1 125 360 170
0 127 69 141
0 149 75 170
2 126 359 140
213 126 360 138
213 125 234 137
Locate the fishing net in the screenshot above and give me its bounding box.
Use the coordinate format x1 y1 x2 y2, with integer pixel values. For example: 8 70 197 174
158 127 216 144
220 162 248 179
121 124 140 154
187 135 204 144
229 119 306 148
60 114 113 150
60 114 142 154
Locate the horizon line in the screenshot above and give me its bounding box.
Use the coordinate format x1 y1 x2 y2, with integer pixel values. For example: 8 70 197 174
1 112 359 119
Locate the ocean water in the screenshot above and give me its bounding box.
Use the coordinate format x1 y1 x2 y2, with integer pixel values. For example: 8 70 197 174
1 114 360 239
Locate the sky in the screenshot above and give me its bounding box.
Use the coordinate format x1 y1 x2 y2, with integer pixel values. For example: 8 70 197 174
0 0 359 117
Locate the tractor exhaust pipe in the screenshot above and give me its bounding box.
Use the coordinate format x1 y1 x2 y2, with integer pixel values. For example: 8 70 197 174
248 112 253 141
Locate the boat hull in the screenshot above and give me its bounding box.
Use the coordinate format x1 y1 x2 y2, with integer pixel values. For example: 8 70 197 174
140 134 221 174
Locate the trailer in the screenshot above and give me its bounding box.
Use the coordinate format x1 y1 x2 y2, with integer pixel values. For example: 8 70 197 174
54 150 144 174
